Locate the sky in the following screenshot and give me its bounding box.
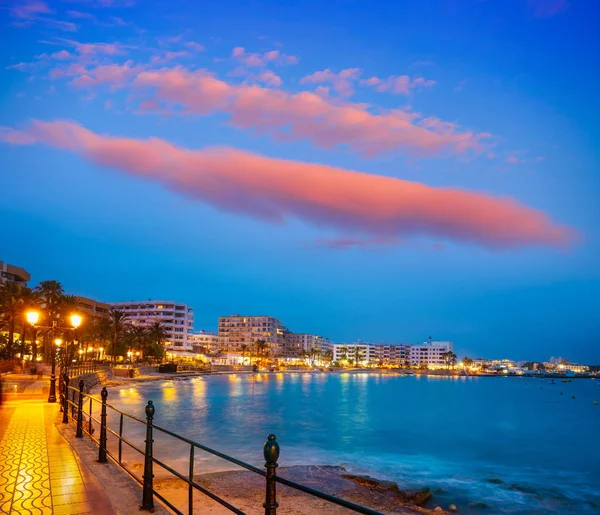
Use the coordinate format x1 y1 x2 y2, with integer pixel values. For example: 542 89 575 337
1 0 599 362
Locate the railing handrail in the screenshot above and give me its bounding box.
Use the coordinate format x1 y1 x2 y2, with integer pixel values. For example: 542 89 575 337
62 379 385 515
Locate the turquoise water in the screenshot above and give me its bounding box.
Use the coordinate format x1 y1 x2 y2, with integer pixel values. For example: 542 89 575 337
108 373 600 514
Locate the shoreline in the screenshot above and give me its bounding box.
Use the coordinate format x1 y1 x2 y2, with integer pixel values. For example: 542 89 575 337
152 464 450 514
94 368 506 393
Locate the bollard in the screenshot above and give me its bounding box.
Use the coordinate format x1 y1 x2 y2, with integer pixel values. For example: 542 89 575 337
62 375 69 424
263 434 280 515
76 379 84 438
141 400 155 510
98 387 108 463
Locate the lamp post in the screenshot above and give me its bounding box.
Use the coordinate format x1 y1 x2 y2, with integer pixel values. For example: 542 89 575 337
25 311 83 403
26 311 39 363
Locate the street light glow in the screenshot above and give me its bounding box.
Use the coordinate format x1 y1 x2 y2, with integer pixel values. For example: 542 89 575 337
26 311 40 325
70 314 82 328
54 338 62 346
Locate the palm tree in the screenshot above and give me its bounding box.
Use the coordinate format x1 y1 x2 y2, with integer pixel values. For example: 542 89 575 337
314 348 322 366
129 326 149 359
20 287 41 360
255 339 268 365
240 344 248 366
33 280 65 361
147 322 167 362
441 351 458 370
0 281 26 358
89 318 112 361
463 357 474 371
108 309 129 363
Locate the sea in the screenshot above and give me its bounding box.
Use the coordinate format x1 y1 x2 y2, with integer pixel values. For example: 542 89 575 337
105 372 600 514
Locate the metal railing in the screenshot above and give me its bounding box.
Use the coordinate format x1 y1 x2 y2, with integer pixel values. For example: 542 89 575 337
61 375 383 515
63 362 102 378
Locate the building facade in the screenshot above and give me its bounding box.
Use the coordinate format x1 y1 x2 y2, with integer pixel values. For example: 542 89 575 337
75 296 110 320
284 333 332 356
408 341 453 367
188 330 219 354
218 315 289 354
331 340 452 367
0 260 30 286
110 300 194 350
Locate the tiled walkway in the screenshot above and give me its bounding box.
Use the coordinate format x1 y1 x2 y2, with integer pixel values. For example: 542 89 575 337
0 400 115 514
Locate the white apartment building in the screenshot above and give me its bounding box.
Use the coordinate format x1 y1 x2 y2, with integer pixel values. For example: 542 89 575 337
218 315 289 354
331 340 453 367
332 342 376 364
188 330 219 354
409 341 453 367
110 300 194 350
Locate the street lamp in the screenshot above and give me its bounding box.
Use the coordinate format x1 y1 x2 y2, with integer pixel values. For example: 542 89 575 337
26 311 40 362
25 310 84 403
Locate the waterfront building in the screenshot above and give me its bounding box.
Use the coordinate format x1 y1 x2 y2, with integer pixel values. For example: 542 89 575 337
408 341 453 368
0 260 30 286
330 340 453 367
188 330 219 354
331 342 394 365
110 300 194 350
218 314 290 355
371 343 410 365
284 333 332 355
75 296 110 320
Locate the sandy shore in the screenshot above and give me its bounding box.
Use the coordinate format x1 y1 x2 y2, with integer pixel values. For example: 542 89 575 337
153 465 447 514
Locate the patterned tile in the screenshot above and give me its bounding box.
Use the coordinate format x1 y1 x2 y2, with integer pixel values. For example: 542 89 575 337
0 402 115 514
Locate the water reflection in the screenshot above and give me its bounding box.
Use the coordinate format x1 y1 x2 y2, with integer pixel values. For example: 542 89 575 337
105 374 600 515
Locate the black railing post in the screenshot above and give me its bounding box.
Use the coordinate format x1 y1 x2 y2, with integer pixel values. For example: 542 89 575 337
141 400 155 510
62 375 69 424
98 387 108 463
263 434 280 515
76 379 84 438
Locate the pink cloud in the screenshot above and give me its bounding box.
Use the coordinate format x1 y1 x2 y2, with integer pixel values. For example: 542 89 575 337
185 41 205 52
66 10 95 19
528 0 568 17
230 47 298 67
1 119 575 250
361 75 436 95
150 51 190 64
75 42 123 56
300 68 362 97
128 67 489 158
257 70 282 87
11 1 51 20
71 60 142 89
50 50 73 60
11 1 76 31
505 151 547 165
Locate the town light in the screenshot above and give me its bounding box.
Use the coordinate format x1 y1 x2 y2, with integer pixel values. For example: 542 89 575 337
87 346 93 352
26 311 40 325
70 314 82 328
55 338 62 347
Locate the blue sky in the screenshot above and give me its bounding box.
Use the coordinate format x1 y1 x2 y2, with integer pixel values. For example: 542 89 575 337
1 0 599 362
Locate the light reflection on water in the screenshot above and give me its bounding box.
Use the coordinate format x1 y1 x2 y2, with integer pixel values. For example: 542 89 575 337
105 374 600 514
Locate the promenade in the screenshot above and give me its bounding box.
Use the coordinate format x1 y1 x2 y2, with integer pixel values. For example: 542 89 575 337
0 393 116 515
